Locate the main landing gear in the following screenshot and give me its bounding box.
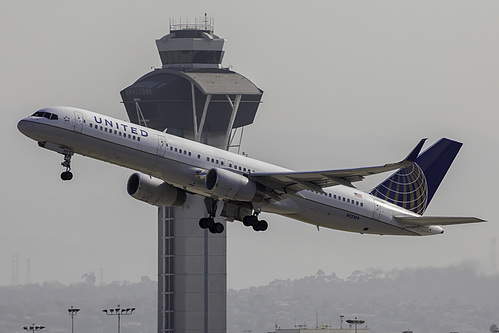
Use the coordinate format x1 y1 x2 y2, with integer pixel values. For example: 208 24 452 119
199 198 224 234
199 199 268 233
242 214 268 232
199 217 224 234
60 150 74 181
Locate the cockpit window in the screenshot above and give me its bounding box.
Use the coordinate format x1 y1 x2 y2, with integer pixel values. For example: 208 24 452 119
32 111 58 120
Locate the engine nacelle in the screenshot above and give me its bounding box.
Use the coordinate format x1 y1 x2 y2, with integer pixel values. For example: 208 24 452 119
127 173 186 207
205 168 264 202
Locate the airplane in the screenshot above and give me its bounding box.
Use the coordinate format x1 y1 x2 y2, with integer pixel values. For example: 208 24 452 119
17 106 484 235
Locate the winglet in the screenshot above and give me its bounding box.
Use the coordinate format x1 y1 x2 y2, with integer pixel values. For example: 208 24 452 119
404 138 427 162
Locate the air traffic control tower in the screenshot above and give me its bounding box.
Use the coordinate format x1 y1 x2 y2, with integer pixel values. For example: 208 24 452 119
120 17 263 333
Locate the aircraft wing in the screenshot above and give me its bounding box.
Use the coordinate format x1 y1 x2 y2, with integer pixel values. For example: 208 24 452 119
249 139 427 194
395 216 486 225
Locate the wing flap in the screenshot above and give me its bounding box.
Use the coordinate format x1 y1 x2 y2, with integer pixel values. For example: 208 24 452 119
395 216 486 226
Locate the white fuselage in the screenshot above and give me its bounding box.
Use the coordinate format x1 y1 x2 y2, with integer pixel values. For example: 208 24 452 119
18 106 443 236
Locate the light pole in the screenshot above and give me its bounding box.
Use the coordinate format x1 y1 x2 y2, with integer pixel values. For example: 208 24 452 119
103 304 136 333
68 305 80 333
346 318 365 333
22 324 45 333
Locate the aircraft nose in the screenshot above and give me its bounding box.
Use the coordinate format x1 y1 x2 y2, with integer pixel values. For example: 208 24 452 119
17 119 34 135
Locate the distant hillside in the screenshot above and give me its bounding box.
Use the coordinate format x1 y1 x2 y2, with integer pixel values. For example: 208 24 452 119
228 262 499 333
1 263 498 333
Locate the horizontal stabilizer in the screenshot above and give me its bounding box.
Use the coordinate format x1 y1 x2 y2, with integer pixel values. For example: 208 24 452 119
395 216 486 226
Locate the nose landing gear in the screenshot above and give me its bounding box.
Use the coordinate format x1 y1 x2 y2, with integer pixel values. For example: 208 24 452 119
60 150 74 181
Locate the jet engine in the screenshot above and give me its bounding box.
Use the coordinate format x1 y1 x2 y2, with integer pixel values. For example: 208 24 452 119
127 173 186 207
205 168 264 202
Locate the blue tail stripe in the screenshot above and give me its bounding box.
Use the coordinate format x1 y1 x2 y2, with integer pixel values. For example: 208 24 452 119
370 138 461 215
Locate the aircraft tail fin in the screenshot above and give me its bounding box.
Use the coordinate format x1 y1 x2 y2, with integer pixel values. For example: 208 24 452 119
370 138 462 215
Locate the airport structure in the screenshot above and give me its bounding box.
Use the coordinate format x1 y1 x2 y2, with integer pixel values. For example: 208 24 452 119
120 16 263 333
275 317 369 333
276 328 370 333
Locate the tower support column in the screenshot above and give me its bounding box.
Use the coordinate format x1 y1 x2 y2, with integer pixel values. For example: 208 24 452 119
158 194 227 333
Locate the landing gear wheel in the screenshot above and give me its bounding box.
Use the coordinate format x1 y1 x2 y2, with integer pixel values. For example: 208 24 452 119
199 218 208 229
199 217 215 229
209 222 224 234
61 171 73 181
257 220 268 231
206 217 215 228
243 215 258 227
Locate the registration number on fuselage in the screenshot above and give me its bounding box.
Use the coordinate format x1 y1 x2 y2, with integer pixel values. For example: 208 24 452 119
346 213 360 220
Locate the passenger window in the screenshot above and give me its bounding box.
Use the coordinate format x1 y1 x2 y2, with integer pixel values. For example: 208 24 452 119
216 160 219 164
175 148 178 152
105 128 108 132
211 158 214 163
137 137 140 141
361 203 364 207
179 149 182 153
197 154 200 159
100 126 103 130
128 134 131 139
133 136 136 140
207 157 210 161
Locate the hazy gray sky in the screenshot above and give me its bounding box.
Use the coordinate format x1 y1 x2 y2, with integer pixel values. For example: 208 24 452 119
2 1 498 289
